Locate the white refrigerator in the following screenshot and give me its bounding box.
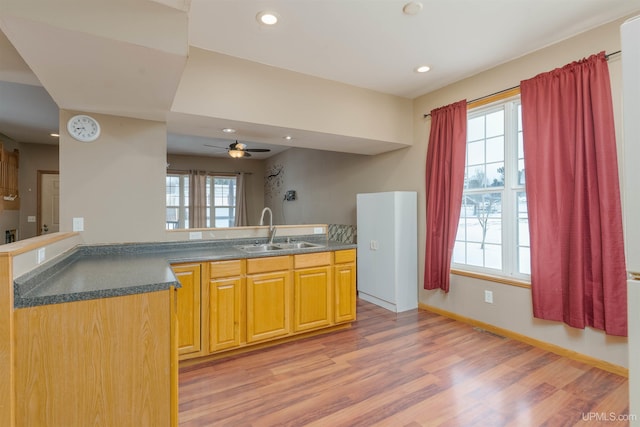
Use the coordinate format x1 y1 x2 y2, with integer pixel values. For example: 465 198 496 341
356 191 418 312
621 15 640 426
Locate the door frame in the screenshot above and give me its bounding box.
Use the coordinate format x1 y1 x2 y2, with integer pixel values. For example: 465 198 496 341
37 170 59 236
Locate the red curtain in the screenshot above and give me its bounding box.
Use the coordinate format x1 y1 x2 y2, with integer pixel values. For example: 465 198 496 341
520 52 627 336
424 100 467 292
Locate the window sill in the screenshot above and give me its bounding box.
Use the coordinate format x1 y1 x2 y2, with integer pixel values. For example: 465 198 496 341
450 268 531 289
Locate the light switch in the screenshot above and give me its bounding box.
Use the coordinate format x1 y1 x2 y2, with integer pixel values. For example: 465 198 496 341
27 216 36 223
37 248 45 264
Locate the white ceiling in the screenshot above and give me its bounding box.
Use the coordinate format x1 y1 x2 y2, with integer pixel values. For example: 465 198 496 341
1 0 640 158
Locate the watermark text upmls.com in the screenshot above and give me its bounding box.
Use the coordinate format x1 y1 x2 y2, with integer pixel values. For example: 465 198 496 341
582 412 637 422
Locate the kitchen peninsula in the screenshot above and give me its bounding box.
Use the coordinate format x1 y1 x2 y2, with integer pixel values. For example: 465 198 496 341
0 226 356 427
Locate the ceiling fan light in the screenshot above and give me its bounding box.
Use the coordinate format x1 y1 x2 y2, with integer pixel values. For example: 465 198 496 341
229 149 245 158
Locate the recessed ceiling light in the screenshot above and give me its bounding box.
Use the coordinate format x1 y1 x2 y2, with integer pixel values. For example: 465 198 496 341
415 65 431 73
402 1 423 15
256 11 279 26
284 135 292 141
50 133 60 137
222 128 236 134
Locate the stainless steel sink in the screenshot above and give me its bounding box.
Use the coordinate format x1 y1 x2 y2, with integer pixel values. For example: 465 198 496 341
235 244 284 253
274 241 323 250
236 241 324 253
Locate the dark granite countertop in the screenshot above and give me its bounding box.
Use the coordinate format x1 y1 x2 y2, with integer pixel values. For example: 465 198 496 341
13 237 356 308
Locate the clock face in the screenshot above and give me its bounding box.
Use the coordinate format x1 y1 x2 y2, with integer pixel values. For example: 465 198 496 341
67 115 101 142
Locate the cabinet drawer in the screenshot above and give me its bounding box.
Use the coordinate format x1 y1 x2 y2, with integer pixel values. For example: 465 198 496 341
294 252 331 269
334 249 356 264
210 260 243 279
247 256 291 274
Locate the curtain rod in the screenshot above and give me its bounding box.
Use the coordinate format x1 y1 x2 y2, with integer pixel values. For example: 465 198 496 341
167 169 253 175
423 50 622 118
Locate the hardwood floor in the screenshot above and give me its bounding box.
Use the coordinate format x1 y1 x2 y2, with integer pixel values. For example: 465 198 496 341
179 299 630 426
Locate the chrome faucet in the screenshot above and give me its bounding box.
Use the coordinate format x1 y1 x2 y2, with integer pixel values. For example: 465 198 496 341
259 207 277 244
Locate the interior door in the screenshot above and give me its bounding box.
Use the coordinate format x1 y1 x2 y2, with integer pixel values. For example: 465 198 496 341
38 171 60 235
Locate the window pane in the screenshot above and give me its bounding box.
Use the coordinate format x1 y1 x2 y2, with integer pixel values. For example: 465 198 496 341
519 247 531 275
517 104 522 131
452 240 466 264
468 115 485 142
486 162 504 188
486 136 504 163
467 165 486 189
166 207 179 230
467 140 484 166
485 243 502 270
214 207 235 227
518 132 524 160
486 110 504 138
166 176 180 206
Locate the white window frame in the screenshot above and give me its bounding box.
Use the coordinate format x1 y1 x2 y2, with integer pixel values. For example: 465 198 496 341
166 173 189 229
207 176 237 228
452 95 530 281
165 173 237 229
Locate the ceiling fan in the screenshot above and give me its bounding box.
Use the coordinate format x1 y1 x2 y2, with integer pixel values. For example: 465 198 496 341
205 140 271 158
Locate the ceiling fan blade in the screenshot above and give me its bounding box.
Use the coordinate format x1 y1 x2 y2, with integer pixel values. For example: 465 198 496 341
204 144 228 151
245 148 271 152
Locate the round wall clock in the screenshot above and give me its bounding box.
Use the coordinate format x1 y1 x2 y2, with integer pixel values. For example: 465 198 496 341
67 114 101 142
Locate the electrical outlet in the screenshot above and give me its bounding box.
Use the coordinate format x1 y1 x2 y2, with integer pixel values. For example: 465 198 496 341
484 290 494 304
370 240 379 250
72 217 84 232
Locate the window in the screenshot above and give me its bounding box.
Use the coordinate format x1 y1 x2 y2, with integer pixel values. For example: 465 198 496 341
165 173 237 229
208 176 236 228
166 174 189 229
452 95 530 279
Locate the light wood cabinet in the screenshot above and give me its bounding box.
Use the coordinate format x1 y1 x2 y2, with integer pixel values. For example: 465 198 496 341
334 249 357 323
14 291 176 426
247 256 291 343
172 249 356 359
208 260 244 352
246 256 292 343
293 252 332 332
172 263 202 356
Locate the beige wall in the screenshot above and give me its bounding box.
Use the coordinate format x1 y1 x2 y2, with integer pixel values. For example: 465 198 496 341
18 143 58 239
166 153 266 226
59 111 167 243
265 16 631 368
172 49 413 150
265 146 422 226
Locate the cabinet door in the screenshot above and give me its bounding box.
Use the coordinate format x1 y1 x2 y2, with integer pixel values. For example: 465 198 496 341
172 263 201 356
246 271 291 343
209 277 243 352
334 263 356 323
293 266 332 332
